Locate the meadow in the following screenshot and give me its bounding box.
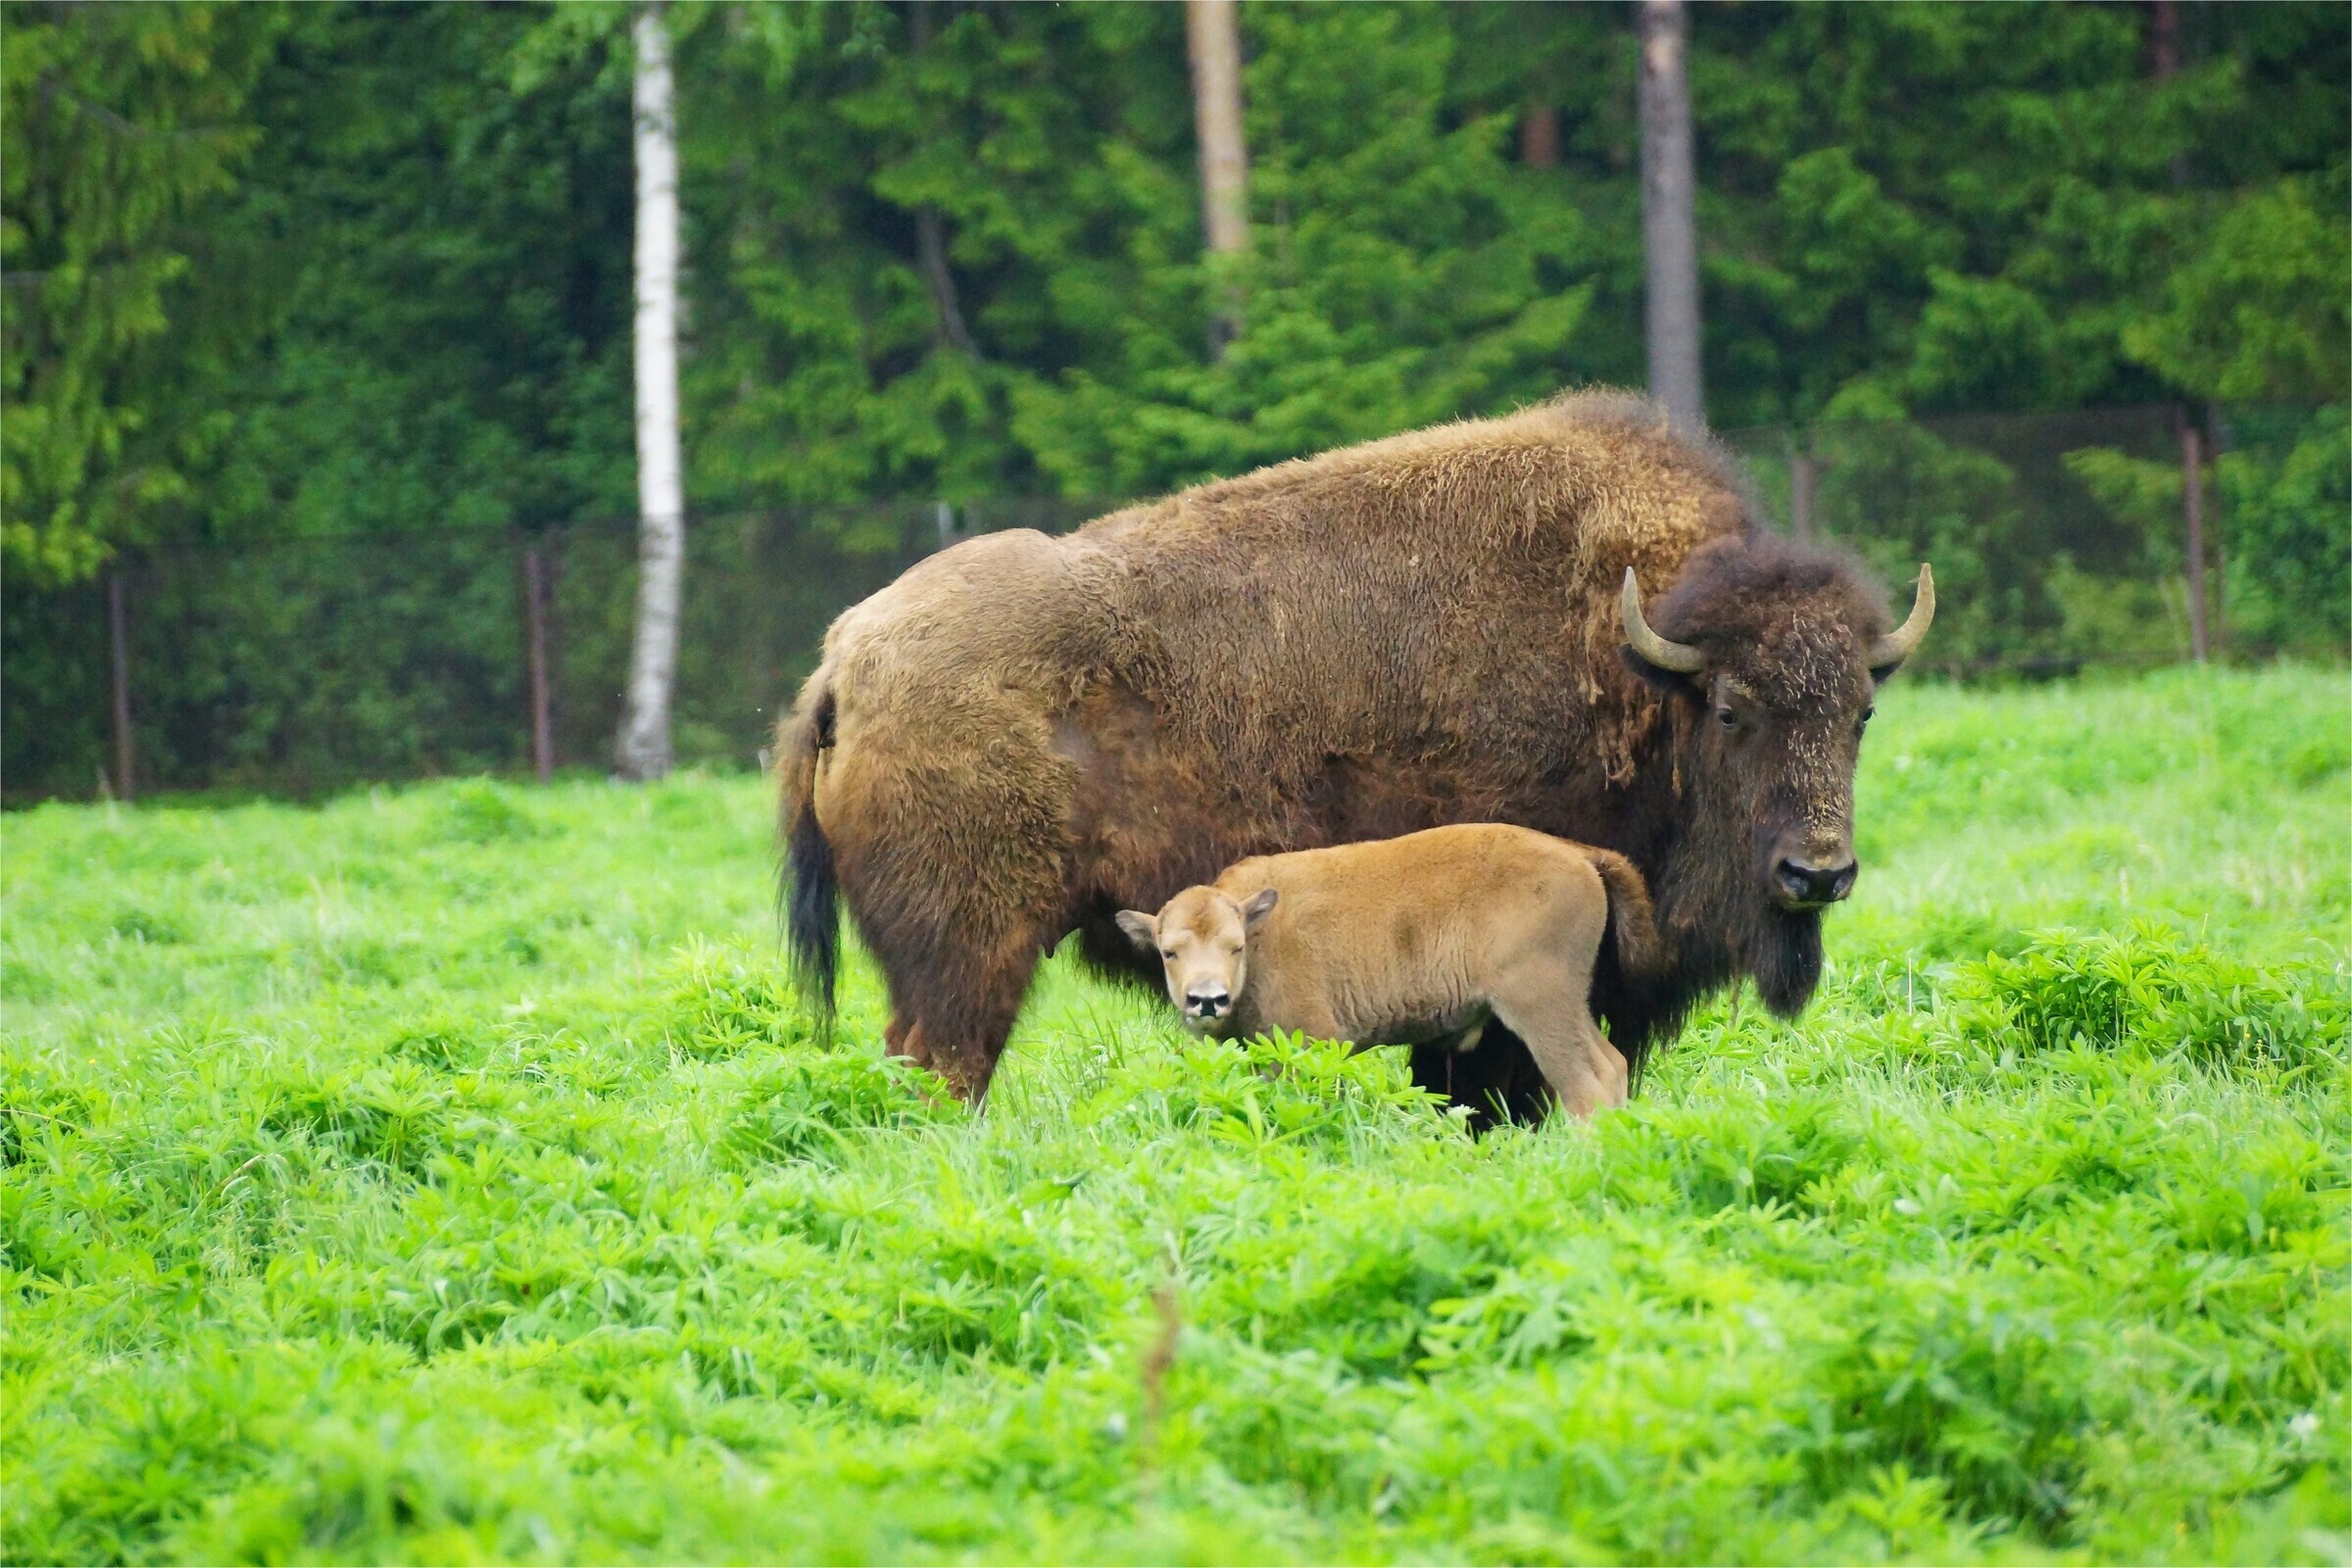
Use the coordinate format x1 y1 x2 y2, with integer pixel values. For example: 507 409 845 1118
4 665 2346 1565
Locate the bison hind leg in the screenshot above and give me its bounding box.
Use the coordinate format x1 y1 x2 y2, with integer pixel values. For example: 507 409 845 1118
865 919 1045 1105
1410 1022 1552 1135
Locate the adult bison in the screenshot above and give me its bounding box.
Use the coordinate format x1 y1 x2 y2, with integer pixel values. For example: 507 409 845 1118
779 391 1932 1115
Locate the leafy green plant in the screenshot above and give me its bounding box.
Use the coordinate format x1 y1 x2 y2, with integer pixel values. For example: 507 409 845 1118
1943 924 2347 1073
723 1053 960 1167
2 669 2344 1563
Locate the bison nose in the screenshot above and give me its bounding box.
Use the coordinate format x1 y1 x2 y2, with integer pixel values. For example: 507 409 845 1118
1184 986 1232 1020
1775 856 1857 909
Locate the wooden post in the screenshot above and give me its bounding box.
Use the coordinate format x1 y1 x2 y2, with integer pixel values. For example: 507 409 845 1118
2180 417 2208 662
2206 405 2226 652
2212 542 2226 652
523 540 555 783
107 567 134 802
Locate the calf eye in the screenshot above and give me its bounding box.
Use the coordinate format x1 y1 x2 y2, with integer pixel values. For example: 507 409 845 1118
1160 949 1177 961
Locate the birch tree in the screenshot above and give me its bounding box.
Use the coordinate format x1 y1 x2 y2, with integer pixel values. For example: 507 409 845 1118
1185 0 1249 355
1638 0 1704 434
615 2 685 782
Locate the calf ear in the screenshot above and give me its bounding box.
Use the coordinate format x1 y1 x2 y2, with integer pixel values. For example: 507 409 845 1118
1240 887 1279 929
1114 909 1159 951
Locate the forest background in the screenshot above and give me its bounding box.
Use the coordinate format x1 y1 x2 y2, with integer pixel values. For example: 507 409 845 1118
3 2 2346 794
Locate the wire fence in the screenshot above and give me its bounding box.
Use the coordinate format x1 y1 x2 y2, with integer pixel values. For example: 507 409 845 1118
3 403 2339 805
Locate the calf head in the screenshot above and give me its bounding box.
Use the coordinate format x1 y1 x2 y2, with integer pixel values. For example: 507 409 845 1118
1117 885 1280 1035
1620 534 1934 1013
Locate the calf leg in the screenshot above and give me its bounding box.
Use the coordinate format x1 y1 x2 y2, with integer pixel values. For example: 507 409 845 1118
1486 973 1628 1121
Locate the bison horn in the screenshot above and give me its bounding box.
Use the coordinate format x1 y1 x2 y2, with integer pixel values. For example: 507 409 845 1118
1869 564 1936 669
1620 567 1706 673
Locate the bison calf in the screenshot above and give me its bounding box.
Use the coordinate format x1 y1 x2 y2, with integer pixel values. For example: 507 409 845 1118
1115 824 1659 1121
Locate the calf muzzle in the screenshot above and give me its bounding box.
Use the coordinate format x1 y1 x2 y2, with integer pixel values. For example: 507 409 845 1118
1184 985 1233 1022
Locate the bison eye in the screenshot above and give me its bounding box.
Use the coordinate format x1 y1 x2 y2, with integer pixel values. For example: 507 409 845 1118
1859 704 1876 730
1716 706 1739 729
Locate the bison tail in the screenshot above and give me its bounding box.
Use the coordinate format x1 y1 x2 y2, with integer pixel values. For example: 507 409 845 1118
1585 847 1663 982
780 680 840 1032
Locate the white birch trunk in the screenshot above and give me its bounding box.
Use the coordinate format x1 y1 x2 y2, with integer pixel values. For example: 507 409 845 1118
1186 0 1249 352
1639 0 1706 435
616 2 685 782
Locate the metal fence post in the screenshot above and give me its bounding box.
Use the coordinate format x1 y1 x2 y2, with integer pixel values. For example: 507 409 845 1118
107 566 135 802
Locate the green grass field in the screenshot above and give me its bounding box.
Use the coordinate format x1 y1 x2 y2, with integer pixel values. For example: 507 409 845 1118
5 666 2347 1565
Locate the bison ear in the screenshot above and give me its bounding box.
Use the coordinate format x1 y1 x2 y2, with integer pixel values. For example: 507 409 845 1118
1620 646 1706 699
1114 909 1159 951
1240 887 1279 930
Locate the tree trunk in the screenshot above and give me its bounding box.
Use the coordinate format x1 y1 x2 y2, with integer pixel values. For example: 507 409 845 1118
1185 0 1249 355
616 3 685 782
910 2 980 360
1638 0 1705 435
1520 103 1559 169
2148 1 2187 186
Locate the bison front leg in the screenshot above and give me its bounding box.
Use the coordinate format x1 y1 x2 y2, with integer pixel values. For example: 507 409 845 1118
1410 1023 1554 1134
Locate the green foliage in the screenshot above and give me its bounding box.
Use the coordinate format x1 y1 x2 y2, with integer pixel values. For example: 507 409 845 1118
200 3 637 539
2125 174 2352 405
2060 402 2349 662
1010 4 1598 495
4 669 2346 1562
7 2 2346 571
1944 925 2344 1074
723 1053 958 1168
0 1 283 582
2215 404 2352 657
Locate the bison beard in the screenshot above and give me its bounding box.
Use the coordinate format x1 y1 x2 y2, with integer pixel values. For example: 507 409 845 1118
780 392 1922 1114
1411 707 1831 1133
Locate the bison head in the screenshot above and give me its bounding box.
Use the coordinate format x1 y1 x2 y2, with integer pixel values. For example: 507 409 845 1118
1619 535 1933 1012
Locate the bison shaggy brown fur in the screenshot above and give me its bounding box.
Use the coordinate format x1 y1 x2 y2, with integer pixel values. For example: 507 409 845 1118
780 390 1929 1113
